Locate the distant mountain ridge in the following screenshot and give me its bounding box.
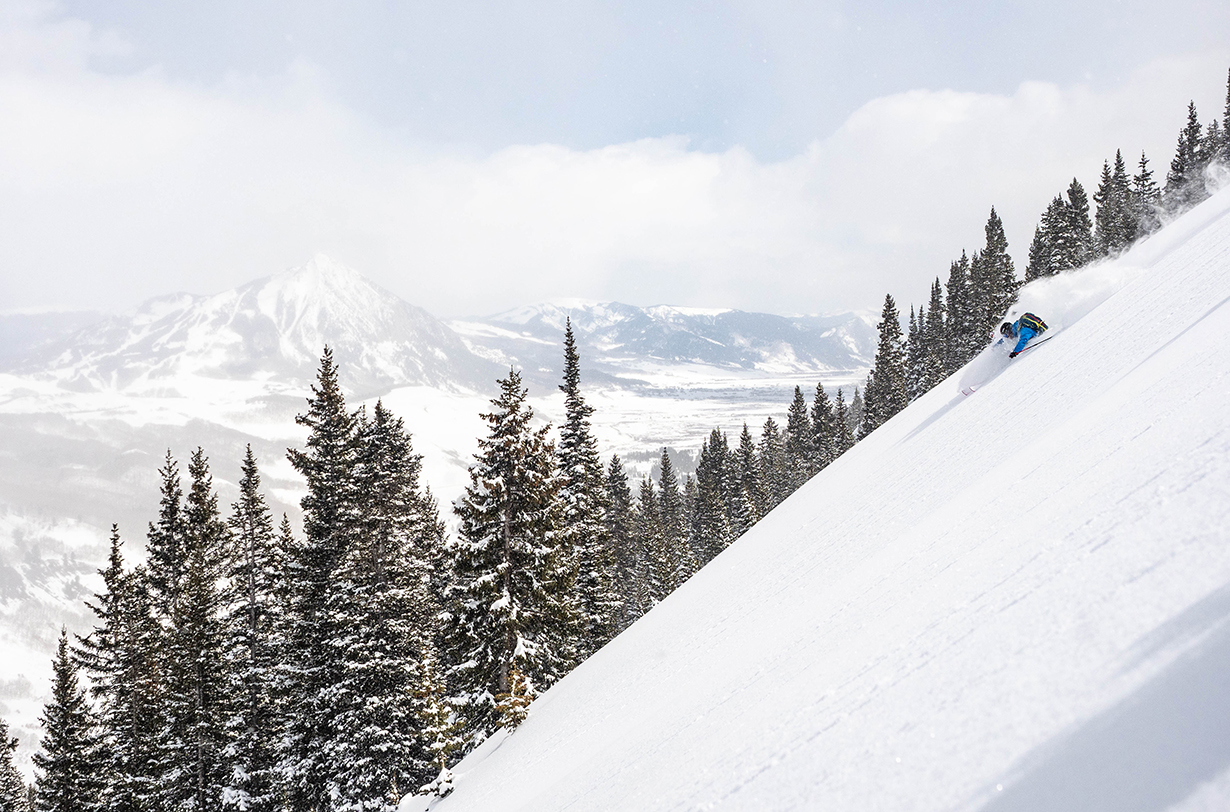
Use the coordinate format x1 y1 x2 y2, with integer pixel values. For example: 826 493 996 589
6 260 876 397
451 300 876 386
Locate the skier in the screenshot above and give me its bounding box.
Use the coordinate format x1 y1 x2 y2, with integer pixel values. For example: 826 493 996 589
999 312 1048 358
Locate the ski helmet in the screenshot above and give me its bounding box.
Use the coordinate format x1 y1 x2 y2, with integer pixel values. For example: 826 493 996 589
1000 322 1013 337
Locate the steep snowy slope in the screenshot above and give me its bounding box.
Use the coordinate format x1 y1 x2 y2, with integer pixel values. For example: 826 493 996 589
415 189 1230 812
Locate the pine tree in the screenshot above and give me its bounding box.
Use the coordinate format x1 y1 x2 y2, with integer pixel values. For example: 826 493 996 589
809 383 837 468
145 450 186 622
324 401 439 809
656 450 691 586
783 387 814 487
283 347 360 810
905 306 924 402
754 419 785 511
603 456 640 630
921 278 947 391
634 477 668 605
1202 120 1223 171
445 369 567 744
734 423 766 523
0 718 29 812
1223 68 1230 163
1093 155 1136 257
831 389 855 458
556 320 618 659
944 253 978 369
1164 101 1208 210
977 207 1016 330
1025 197 1063 281
848 386 864 435
1052 179 1094 271
860 295 908 438
221 447 281 812
156 448 230 812
33 631 102 812
1133 151 1162 237
691 430 734 565
75 528 160 812
416 650 464 800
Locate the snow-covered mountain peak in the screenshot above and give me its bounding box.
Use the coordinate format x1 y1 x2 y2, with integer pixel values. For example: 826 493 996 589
17 258 499 395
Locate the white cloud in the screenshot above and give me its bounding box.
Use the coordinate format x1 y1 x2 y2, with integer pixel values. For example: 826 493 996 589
0 7 1226 317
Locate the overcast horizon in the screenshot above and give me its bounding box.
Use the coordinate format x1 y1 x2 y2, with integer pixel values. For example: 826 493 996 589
2 1 1229 319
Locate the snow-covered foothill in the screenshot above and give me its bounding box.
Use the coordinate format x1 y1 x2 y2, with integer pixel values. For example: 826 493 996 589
407 186 1230 811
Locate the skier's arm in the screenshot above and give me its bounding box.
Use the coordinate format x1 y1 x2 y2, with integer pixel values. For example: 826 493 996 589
1012 327 1037 354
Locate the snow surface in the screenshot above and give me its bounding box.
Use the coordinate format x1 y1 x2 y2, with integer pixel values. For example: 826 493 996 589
408 188 1230 811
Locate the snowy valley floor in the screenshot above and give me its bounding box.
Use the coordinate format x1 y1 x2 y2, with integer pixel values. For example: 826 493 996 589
409 189 1230 811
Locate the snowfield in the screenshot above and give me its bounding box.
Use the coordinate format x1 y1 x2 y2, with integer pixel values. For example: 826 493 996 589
409 187 1230 812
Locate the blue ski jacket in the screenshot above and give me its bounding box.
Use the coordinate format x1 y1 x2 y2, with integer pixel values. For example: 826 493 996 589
1007 319 1039 354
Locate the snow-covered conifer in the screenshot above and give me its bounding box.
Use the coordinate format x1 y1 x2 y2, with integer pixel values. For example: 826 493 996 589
557 320 618 659
283 347 361 810
756 418 790 511
75 527 161 812
831 389 855 458
1164 102 1208 211
0 718 29 812
783 387 814 487
445 369 567 744
220 446 282 812
860 295 907 439
155 448 230 812
656 450 692 586
33 631 102 812
604 456 640 630
1133 151 1162 237
323 401 440 809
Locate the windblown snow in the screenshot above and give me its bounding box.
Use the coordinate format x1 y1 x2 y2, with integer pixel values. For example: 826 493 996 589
409 188 1230 811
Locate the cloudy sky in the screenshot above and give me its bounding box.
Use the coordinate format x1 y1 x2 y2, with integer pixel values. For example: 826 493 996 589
1 0 1228 318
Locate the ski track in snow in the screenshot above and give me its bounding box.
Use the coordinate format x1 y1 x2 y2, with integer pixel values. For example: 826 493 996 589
410 188 1230 812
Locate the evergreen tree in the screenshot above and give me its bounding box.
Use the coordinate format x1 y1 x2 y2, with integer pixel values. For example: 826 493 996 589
921 278 947 391
783 387 814 487
75 528 160 812
905 306 924 402
603 455 640 630
809 383 837 468
859 295 907 438
416 650 464 800
145 451 186 622
33 631 102 812
974 208 1016 332
831 389 855 458
1051 179 1094 271
848 386 864 435
283 347 360 810
757 418 790 510
556 320 618 659
1223 68 1230 163
0 718 29 812
156 448 230 812
734 424 764 526
1164 101 1208 210
634 477 668 605
445 369 567 744
221 447 281 812
655 450 691 586
324 401 439 809
1024 197 1064 281
691 430 734 565
944 253 978 368
1093 153 1135 256
1132 151 1162 237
